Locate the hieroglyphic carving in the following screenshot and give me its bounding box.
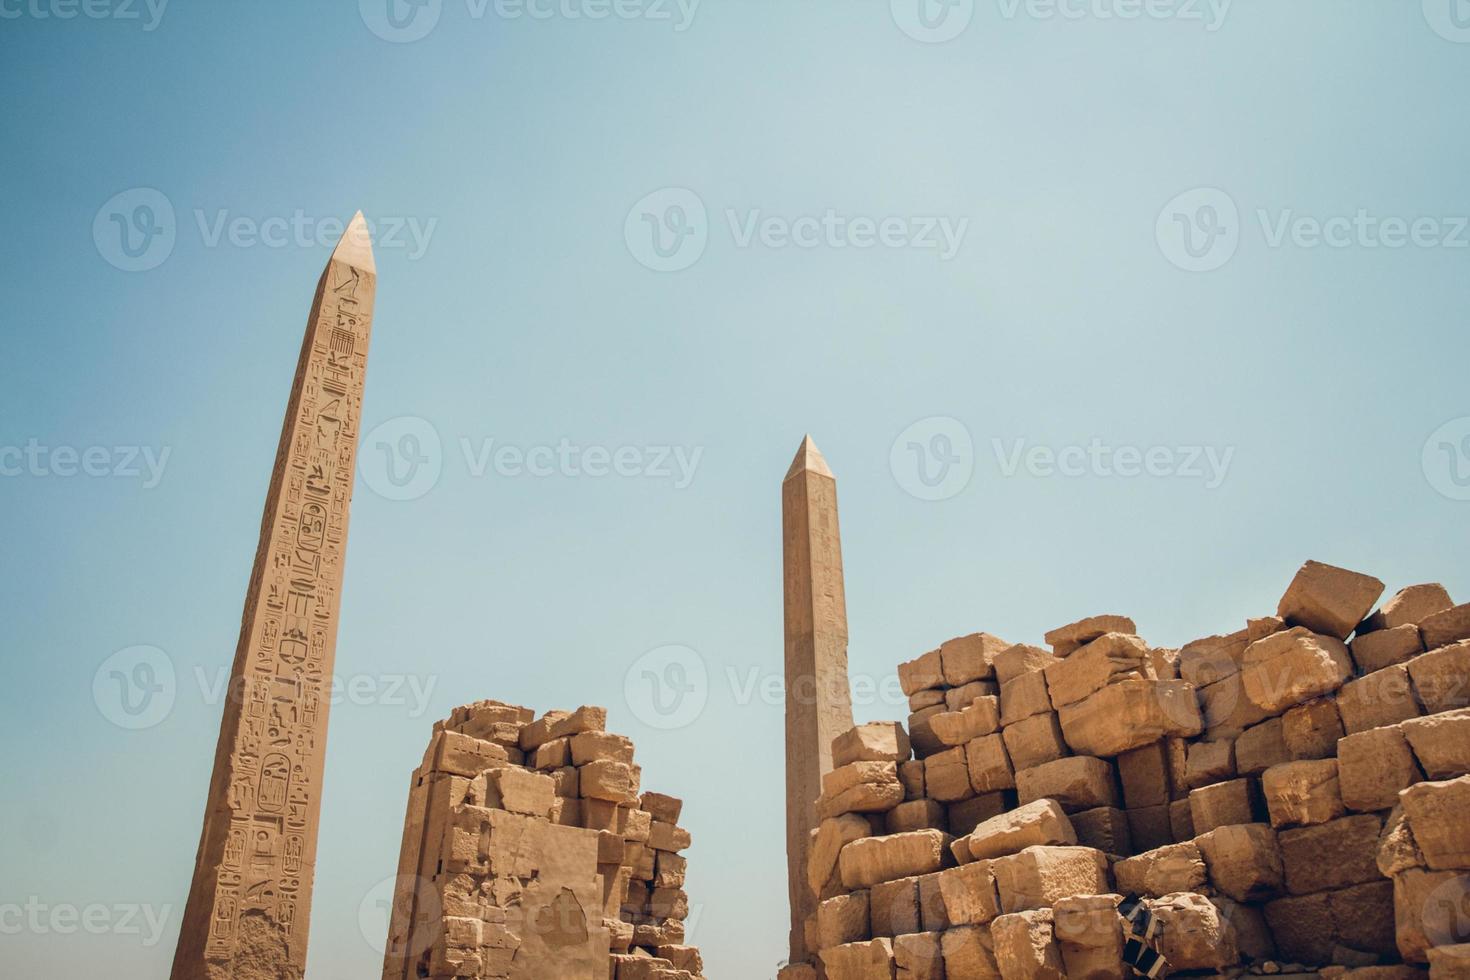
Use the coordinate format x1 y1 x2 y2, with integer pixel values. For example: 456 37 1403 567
171 214 376 980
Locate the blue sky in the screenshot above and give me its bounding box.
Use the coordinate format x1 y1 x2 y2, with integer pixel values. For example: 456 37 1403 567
2 1 1469 977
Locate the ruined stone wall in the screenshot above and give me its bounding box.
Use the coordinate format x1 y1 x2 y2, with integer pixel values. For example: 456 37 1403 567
380 701 705 980
791 561 1470 979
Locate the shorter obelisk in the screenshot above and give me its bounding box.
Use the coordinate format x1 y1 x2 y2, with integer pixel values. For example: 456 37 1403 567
782 435 855 968
171 214 376 980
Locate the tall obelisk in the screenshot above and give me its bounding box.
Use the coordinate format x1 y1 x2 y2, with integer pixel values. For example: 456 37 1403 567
171 213 376 980
782 435 855 968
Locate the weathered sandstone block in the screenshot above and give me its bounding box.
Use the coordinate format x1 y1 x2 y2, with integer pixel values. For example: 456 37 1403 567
1000 671 1052 727
893 931 945 980
869 876 920 938
820 763 906 819
1045 615 1137 658
932 861 1001 926
1351 624 1425 675
940 632 1010 686
1211 897 1276 962
1361 583 1455 633
1427 943 1470 978
925 746 975 803
1002 712 1068 771
1408 641 1470 714
990 845 1110 913
1195 823 1284 901
1178 629 1250 687
1113 842 1207 898
839 830 953 890
994 644 1057 685
834 723 913 769
580 759 641 803
820 937 897 980
946 679 999 711
940 924 998 978
1339 726 1423 812
570 731 635 766
966 799 1077 860
930 697 1001 747
1277 560 1385 640
1185 738 1236 789
1279 814 1385 894
1247 615 1285 640
1146 891 1239 971
1283 697 1346 760
1266 880 1396 964
1337 665 1423 735
898 650 945 698
520 704 607 750
817 899 870 952
1052 894 1125 980
885 799 946 835
1116 740 1183 809
1069 807 1131 855
1263 759 1344 828
1401 776 1470 871
991 909 1065 979
1015 756 1119 812
908 707 945 758
1043 633 1153 709
964 734 1015 794
1421 604 1470 650
473 767 555 817
1169 798 1195 842
910 689 946 712
1240 627 1354 713
1189 778 1260 834
1199 673 1273 739
946 793 1009 838
810 814 875 896
1378 804 1427 877
1236 717 1292 775
897 761 926 802
1394 868 1470 963
1126 805 1174 853
1401 709 1470 779
1057 680 1203 757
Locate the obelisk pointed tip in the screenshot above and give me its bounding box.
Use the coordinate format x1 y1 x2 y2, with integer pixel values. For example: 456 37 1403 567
785 434 834 481
330 210 375 274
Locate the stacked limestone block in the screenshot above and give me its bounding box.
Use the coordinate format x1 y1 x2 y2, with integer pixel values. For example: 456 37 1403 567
380 701 705 980
794 561 1470 978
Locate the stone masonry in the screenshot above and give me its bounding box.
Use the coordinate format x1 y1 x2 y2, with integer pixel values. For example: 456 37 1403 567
784 560 1470 979
380 701 706 980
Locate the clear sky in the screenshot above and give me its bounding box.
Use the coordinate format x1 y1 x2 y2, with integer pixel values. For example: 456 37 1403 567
2 1 1468 977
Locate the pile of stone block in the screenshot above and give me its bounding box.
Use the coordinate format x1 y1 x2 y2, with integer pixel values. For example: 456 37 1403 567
787 561 1470 978
380 701 705 980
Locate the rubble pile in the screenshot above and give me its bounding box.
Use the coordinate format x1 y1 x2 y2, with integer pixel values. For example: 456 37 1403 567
790 562 1470 979
380 702 704 980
